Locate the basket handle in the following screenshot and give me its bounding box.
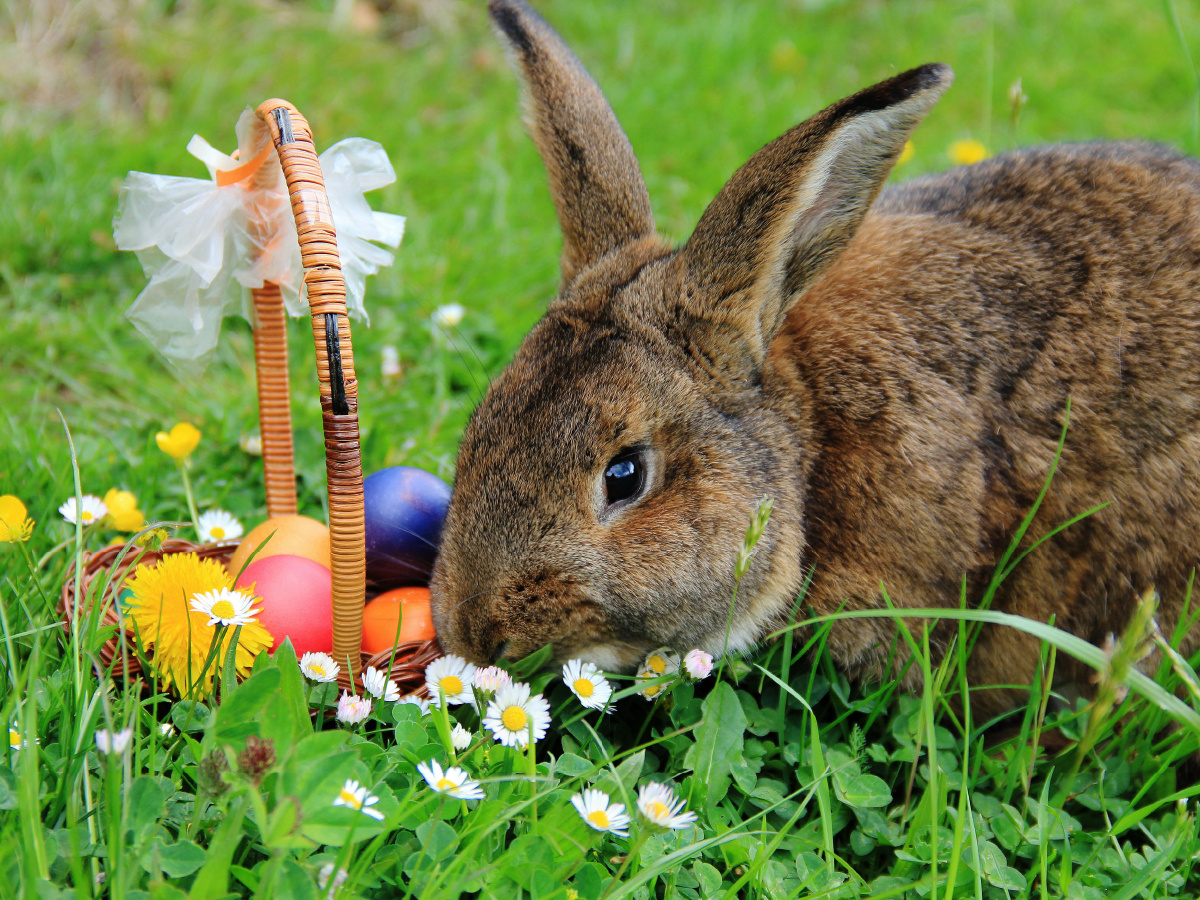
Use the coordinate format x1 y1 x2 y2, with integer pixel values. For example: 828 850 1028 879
257 99 366 676
251 283 299 517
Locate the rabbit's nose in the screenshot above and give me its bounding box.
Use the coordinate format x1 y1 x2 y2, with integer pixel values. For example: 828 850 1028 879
489 639 511 664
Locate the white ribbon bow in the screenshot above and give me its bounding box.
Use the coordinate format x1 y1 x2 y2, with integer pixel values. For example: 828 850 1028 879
113 109 404 380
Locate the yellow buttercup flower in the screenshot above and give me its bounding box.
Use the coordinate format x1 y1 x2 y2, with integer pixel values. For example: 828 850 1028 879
123 552 272 698
948 139 988 166
0 496 34 543
156 422 201 460
103 488 145 532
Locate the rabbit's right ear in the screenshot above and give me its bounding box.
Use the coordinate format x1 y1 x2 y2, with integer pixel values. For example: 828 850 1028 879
679 64 953 379
488 0 656 286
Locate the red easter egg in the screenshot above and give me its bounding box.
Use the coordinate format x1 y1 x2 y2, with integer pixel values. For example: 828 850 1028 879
236 554 332 655
362 587 435 654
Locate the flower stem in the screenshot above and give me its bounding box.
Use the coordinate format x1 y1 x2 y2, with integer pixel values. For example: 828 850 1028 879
527 722 537 825
179 460 200 537
603 828 652 898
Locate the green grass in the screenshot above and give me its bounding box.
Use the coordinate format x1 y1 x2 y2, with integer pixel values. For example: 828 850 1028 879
4 0 1200 897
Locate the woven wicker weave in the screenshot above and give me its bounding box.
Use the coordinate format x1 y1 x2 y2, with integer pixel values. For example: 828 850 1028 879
60 100 440 696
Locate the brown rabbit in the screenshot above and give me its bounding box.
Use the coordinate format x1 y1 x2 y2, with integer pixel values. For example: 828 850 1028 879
429 0 1200 716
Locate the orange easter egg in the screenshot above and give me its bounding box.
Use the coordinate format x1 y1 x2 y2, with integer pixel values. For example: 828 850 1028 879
362 587 435 654
228 514 330 577
235 554 333 655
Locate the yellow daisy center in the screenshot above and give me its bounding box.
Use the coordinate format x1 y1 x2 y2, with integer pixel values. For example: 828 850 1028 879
440 675 463 695
338 789 361 808
81 511 95 523
9 730 20 748
574 678 594 697
211 526 225 539
211 599 236 619
644 683 661 697
649 801 669 819
587 810 610 829
501 705 528 731
436 778 458 792
648 655 666 674
311 663 326 677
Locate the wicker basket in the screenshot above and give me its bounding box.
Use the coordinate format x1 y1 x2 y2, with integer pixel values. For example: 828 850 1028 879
60 100 440 696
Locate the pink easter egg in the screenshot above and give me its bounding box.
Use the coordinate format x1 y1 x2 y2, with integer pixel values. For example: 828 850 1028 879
235 554 333 656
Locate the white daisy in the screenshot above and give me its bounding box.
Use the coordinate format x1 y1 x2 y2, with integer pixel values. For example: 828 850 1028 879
562 659 613 711
572 789 631 837
451 723 472 751
59 495 108 526
683 648 714 681
637 782 697 830
189 588 260 627
336 691 372 725
159 722 176 737
362 666 401 702
417 759 484 800
482 682 551 748
642 647 680 677
331 779 385 820
95 728 133 755
425 655 477 707
398 695 431 716
300 652 340 683
8 726 37 751
473 665 511 694
432 302 465 330
637 666 667 700
196 509 244 543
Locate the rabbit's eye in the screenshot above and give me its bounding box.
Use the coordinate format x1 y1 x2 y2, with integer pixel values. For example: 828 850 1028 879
604 451 645 506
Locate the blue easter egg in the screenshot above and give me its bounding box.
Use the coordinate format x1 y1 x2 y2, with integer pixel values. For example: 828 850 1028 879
364 466 451 588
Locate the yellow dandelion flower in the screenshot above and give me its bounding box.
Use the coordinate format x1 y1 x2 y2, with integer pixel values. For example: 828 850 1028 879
898 141 915 165
124 552 272 698
156 423 201 460
948 139 988 166
0 496 34 543
103 489 145 532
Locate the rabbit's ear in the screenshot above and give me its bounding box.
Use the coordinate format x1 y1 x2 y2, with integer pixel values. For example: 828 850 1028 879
488 0 656 285
680 64 953 371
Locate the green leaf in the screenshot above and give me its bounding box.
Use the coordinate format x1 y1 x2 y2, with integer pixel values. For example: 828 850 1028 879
272 638 311 736
212 667 280 738
416 820 459 862
142 838 206 878
274 858 317 900
171 701 210 733
684 681 746 810
850 829 876 855
189 795 247 900
555 752 594 777
839 773 892 808
128 776 166 841
693 861 722 896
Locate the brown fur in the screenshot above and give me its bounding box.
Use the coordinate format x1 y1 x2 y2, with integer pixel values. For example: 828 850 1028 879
429 0 1200 718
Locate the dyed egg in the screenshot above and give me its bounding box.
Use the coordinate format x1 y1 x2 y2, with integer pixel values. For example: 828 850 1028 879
228 514 330 578
235 554 332 655
362 587 436 654
364 466 451 588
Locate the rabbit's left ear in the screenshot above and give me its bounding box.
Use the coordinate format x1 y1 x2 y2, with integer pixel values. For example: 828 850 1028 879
679 64 953 374
488 0 656 286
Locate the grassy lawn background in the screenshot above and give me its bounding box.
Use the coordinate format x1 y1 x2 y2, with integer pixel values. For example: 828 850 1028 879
4 2 1200 898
